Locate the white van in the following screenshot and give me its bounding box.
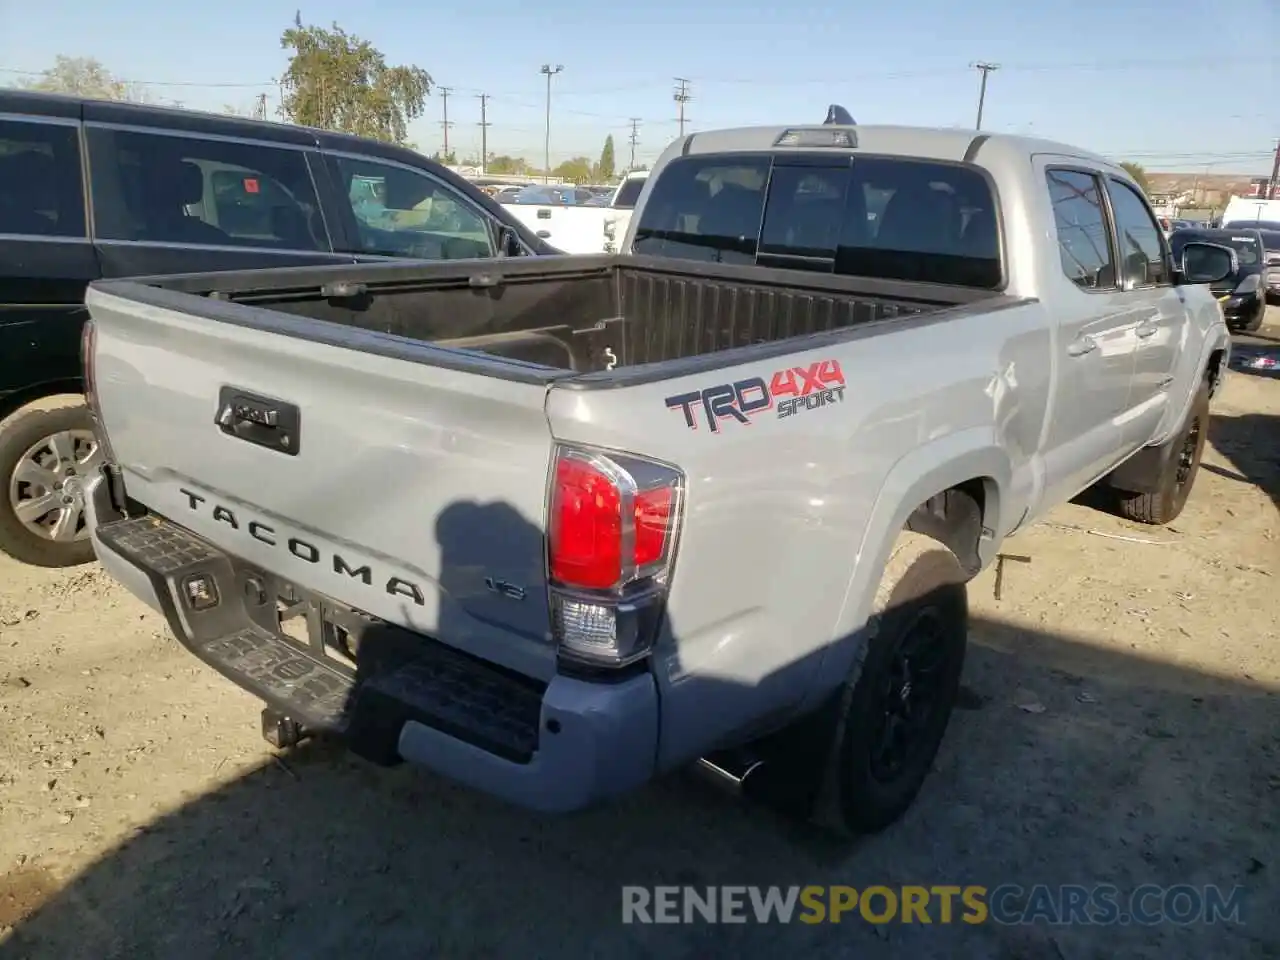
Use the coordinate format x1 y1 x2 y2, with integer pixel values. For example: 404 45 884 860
1220 196 1280 228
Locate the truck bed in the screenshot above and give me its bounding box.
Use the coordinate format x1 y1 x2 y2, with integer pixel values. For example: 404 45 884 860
93 254 1007 381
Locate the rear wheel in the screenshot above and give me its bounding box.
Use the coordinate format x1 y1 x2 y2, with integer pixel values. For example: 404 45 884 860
813 532 969 835
0 404 103 568
1114 382 1209 526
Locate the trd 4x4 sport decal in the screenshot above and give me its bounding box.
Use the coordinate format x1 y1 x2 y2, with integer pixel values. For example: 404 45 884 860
664 359 846 432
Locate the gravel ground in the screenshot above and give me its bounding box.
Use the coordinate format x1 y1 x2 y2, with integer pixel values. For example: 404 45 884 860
1 312 1278 960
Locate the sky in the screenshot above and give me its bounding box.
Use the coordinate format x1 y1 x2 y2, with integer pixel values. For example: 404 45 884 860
1 0 1276 174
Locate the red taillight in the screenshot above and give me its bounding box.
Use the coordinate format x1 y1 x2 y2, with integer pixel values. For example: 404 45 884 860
550 455 624 590
634 486 673 569
549 451 681 591
546 446 684 668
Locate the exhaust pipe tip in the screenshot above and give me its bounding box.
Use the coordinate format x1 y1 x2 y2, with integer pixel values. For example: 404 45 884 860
694 754 766 797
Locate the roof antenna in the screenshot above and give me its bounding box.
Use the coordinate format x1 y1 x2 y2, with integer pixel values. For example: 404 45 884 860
824 104 855 125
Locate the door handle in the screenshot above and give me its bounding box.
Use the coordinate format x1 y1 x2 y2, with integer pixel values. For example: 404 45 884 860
536 230 551 238
1066 335 1097 357
1135 319 1160 338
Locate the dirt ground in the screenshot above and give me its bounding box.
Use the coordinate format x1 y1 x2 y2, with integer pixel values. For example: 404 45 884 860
1 315 1277 960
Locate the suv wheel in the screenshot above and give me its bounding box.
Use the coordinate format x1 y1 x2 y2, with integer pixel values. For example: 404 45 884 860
0 404 103 568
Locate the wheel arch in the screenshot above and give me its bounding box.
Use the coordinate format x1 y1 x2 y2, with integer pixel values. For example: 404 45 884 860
798 429 1010 713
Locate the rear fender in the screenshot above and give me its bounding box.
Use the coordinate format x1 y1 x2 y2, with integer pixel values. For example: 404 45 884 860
800 429 1011 713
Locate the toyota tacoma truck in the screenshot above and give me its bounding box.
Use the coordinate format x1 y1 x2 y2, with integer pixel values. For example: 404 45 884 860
79 120 1236 835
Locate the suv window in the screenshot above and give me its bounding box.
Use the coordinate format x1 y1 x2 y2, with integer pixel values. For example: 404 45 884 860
0 119 86 239
1106 178 1167 286
1046 169 1116 290
612 177 646 209
632 153 1002 287
86 128 326 250
331 155 493 260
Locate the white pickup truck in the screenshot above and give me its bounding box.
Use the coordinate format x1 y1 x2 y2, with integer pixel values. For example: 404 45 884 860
501 171 649 254
81 120 1236 836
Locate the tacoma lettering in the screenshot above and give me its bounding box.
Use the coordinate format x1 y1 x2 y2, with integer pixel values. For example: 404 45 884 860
176 487 424 605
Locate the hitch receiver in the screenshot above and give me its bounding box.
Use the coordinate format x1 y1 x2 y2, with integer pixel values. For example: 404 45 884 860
261 708 309 749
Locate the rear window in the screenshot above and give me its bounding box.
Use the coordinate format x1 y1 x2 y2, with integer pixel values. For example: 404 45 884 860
632 153 1002 288
612 177 646 209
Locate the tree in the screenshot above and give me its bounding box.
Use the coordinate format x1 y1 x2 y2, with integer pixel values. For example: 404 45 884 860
487 155 529 175
553 157 594 183
278 15 432 144
596 135 616 182
432 150 458 165
1120 162 1150 194
18 55 141 101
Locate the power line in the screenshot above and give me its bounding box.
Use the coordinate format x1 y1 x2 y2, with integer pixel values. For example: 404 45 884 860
2 55 1271 94
476 93 490 173
673 77 691 138
970 62 999 131
627 117 641 171
438 86 454 156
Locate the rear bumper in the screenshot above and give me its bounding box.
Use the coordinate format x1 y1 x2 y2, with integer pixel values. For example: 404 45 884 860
84 471 658 813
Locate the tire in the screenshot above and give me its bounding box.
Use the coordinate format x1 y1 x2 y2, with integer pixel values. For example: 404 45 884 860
1115 382 1209 526
1242 302 1265 333
814 531 969 835
0 403 102 568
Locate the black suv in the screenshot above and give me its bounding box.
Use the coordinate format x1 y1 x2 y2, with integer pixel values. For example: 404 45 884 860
1168 226 1268 332
0 90 556 568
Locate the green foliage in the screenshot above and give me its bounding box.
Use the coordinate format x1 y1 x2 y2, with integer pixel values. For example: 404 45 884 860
1119 162 1150 193
19 56 139 101
553 157 594 183
596 135 616 181
487 155 530 175
278 16 431 144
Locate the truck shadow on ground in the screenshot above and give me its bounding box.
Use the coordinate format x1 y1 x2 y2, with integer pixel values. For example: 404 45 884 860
3 502 1278 960
1206 411 1280 512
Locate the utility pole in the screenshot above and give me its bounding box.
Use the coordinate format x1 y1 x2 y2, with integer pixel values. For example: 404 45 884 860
254 93 267 121
1267 138 1280 200
673 78 691 138
540 64 563 183
970 62 999 131
477 94 491 174
627 117 641 172
438 86 454 159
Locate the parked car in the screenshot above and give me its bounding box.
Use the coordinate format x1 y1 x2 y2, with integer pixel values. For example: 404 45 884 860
1222 219 1280 305
1169 227 1268 331
602 170 649 253
0 89 557 569
80 119 1233 836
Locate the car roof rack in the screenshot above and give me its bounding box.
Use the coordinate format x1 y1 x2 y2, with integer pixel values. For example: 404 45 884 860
824 104 855 125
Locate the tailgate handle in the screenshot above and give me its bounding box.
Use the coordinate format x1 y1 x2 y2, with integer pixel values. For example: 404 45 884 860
215 386 301 456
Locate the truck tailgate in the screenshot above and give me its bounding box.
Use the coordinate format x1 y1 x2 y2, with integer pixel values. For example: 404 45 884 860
86 286 558 681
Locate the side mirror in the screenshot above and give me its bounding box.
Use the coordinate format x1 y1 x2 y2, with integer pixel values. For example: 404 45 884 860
1177 241 1237 285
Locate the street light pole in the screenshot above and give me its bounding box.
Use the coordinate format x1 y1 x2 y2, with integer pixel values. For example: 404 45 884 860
540 64 563 184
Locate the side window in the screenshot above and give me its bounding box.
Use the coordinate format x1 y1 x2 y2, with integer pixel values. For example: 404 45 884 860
85 128 326 251
1046 169 1116 290
331 155 494 260
1106 178 1167 287
0 119 86 239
